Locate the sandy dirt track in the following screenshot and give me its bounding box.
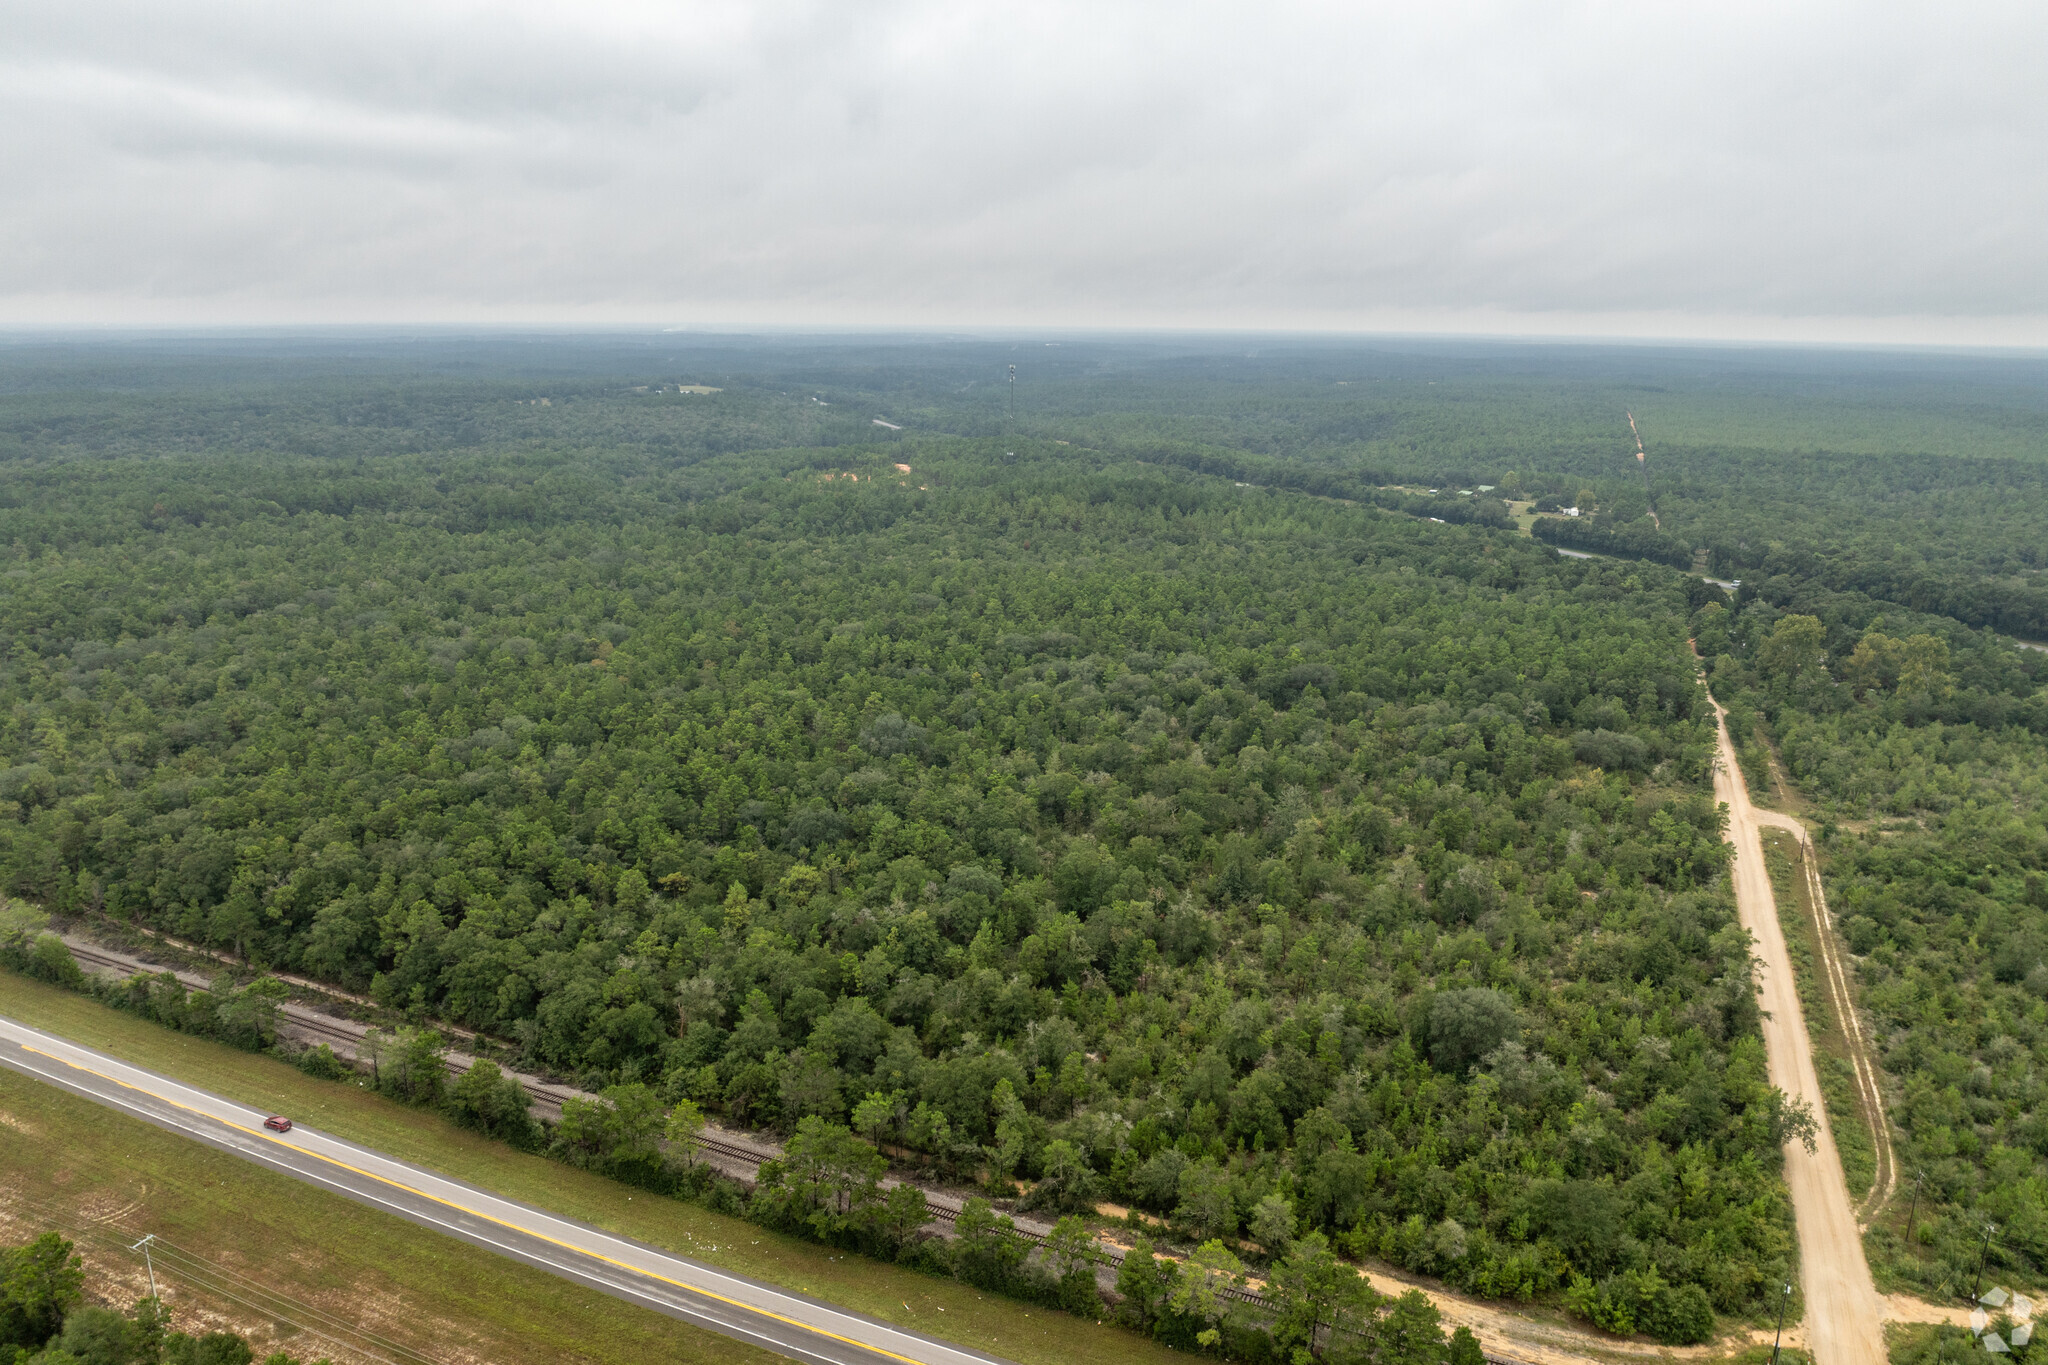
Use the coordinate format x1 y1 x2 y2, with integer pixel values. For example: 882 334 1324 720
1709 694 1888 1364
1749 799 1898 1225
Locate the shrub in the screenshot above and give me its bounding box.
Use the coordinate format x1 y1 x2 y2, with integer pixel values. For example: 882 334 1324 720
1639 1280 1715 1345
446 1059 538 1146
27 933 85 990
1425 989 1519 1075
949 1199 1031 1292
1572 728 1650 772
296 1043 351 1080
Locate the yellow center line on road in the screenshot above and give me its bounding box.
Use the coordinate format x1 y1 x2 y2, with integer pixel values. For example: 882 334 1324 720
15 1042 954 1365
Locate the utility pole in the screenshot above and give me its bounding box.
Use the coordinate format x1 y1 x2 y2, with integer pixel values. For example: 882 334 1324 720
1769 1281 1791 1364
1905 1170 1923 1245
1975 1222 1999 1303
130 1234 158 1301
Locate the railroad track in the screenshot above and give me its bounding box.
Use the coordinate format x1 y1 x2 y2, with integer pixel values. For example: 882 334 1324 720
278 1009 583 1111
693 1131 780 1165
62 942 588 1114
66 944 1151 1253
57 941 1541 1360
67 941 197 985
58 954 1306 1312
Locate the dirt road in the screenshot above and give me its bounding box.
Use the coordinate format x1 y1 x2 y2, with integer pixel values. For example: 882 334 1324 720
1709 694 1888 1364
1759 818 1899 1222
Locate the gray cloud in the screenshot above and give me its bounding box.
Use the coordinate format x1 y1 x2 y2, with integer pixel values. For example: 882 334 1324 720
2 0 2043 339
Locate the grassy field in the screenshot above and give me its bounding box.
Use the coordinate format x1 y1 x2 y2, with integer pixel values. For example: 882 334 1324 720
1762 829 1878 1202
0 969 1179 1365
0 1060 789 1365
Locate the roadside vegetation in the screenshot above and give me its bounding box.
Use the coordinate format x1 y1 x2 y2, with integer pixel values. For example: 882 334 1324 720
1761 829 1878 1202
1888 1319 2044 1363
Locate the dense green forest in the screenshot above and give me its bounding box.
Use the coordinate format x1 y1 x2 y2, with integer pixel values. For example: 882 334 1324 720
8 334 2038 634
4 333 2048 1346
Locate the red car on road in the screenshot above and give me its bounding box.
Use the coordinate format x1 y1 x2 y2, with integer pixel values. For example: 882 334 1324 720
263 1116 293 1133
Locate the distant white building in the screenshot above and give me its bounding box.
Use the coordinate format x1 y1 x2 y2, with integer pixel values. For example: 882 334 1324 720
1560 506 1581 517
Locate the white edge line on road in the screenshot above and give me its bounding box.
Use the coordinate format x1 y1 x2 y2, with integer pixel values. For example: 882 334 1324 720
1 1046 850 1365
0 1028 1007 1365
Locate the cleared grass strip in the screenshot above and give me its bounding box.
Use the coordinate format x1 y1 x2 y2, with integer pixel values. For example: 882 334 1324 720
0 1062 783 1365
0 970 1174 1365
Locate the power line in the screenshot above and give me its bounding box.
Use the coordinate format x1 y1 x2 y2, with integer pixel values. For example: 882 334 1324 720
144 1236 442 1365
0 1191 441 1365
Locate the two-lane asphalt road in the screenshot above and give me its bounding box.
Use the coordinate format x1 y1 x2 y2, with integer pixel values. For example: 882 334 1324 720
0 1014 1014 1365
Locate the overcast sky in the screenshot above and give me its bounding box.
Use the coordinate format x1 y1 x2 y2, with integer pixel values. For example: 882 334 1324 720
2 1 2043 342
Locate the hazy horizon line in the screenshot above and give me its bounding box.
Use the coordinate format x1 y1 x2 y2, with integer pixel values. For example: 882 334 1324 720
3 315 2047 357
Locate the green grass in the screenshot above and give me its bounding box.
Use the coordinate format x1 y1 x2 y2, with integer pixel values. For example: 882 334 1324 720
0 969 1179 1365
0 1059 786 1365
1761 830 1878 1203
1885 1319 2004 1363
